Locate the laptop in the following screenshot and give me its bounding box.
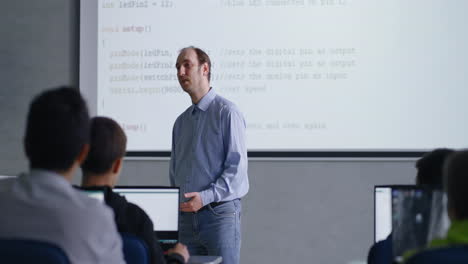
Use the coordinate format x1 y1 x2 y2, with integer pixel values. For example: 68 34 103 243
374 185 446 263
114 186 180 251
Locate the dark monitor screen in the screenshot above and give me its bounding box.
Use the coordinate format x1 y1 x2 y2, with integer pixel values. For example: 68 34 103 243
390 186 447 262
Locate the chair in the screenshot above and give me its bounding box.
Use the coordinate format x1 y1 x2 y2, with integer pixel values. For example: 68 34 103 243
0 238 69 264
406 246 468 264
121 233 150 264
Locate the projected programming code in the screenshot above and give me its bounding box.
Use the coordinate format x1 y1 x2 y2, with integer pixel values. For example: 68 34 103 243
247 121 327 132
101 0 174 9
220 0 349 7
103 47 356 95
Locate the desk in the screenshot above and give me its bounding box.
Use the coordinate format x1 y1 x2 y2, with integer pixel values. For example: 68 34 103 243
188 255 222 264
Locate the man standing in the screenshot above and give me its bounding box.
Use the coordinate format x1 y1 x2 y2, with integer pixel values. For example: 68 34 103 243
170 46 249 264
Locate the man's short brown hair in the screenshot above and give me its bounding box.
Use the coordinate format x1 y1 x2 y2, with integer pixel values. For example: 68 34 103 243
81 116 127 174
181 46 211 82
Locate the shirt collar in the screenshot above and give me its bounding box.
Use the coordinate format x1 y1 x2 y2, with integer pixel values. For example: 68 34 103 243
194 88 216 112
24 168 71 188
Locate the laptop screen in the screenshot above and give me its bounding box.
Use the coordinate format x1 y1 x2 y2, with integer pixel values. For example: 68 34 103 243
113 187 179 234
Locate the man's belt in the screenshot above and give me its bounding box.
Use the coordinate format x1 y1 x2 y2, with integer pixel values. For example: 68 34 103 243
200 198 240 211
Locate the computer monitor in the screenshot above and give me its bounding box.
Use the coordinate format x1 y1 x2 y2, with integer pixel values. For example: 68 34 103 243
391 186 436 262
375 185 446 263
113 186 180 247
374 185 392 242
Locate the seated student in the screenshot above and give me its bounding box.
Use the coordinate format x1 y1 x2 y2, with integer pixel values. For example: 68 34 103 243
80 116 189 264
368 148 454 264
405 150 468 261
0 87 125 263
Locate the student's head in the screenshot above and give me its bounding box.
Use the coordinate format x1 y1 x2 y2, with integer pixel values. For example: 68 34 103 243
415 148 455 187
444 150 468 221
176 46 211 92
81 117 127 186
24 87 90 173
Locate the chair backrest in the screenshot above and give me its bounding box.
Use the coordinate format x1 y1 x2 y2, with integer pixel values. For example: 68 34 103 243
121 233 150 264
406 246 468 264
0 239 69 264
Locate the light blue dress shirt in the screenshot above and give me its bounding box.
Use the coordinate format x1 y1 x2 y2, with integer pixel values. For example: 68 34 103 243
170 88 249 206
0 169 125 264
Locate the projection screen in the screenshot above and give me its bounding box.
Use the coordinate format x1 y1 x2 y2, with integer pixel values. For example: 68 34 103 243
80 0 468 156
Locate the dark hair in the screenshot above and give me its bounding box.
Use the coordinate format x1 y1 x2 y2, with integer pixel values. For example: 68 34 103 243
444 150 468 220
415 148 455 187
181 46 211 82
25 87 90 171
81 116 127 174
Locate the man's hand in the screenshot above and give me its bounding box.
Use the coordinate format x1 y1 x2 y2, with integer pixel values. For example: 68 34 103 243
180 192 203 212
167 243 189 263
